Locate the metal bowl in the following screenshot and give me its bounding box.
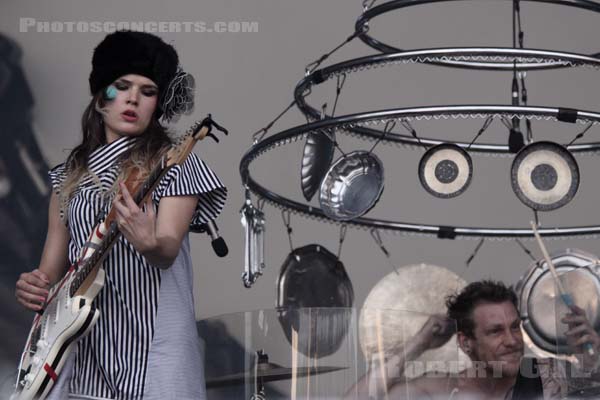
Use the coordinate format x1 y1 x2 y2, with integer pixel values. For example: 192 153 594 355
319 151 384 221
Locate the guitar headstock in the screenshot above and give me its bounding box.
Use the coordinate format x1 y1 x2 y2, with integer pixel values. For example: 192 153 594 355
166 114 228 167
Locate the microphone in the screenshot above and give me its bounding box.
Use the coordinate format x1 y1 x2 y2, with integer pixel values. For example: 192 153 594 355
205 220 229 257
509 75 524 153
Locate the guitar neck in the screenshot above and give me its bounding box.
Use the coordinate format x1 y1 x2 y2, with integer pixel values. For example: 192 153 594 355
69 159 174 297
67 116 215 297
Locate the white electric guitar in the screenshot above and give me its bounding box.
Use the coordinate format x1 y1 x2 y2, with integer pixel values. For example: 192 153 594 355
13 116 226 400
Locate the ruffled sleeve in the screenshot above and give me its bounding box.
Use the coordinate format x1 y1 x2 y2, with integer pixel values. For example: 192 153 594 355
154 152 227 226
48 162 67 194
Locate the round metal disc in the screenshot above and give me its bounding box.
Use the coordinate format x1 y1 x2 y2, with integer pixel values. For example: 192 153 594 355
359 264 470 375
277 244 354 358
511 141 579 211
515 249 600 356
419 143 473 198
319 151 384 221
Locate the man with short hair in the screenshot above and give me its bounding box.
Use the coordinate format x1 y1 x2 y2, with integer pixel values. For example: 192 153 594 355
347 280 600 399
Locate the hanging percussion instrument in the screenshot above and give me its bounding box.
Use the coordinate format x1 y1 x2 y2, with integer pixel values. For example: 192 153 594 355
359 264 469 376
510 141 579 211
418 143 473 198
276 244 354 359
301 132 335 202
515 248 600 357
319 151 384 221
206 351 345 388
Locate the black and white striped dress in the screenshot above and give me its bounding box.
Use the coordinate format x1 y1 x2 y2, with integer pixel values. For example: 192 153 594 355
46 136 227 400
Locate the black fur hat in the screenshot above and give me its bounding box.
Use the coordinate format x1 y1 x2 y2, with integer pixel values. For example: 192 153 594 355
89 31 178 95
89 31 194 122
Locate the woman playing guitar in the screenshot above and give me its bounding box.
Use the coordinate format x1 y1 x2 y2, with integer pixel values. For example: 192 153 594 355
14 31 227 400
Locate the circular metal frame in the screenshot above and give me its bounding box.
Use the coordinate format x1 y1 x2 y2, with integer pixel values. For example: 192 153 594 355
240 106 600 239
294 48 600 154
355 0 600 70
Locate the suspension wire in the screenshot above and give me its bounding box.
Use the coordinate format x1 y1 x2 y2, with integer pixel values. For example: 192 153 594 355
370 229 400 274
509 0 524 149
513 0 517 49
331 73 347 118
467 116 495 150
515 238 537 262
305 32 361 76
465 238 486 268
337 225 348 258
515 0 533 142
566 122 594 147
319 102 347 156
500 116 514 131
252 99 297 143
362 0 377 11
368 120 396 154
399 118 423 147
281 210 294 252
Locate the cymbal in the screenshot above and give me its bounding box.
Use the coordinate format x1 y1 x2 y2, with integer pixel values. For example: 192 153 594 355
359 264 470 376
206 362 346 388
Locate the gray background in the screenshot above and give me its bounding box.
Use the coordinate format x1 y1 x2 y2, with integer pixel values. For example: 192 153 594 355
1 0 600 394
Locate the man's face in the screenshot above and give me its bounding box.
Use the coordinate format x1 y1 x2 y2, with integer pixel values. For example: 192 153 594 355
464 301 524 378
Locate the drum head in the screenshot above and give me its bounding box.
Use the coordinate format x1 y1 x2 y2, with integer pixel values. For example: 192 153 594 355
277 244 354 358
418 144 473 198
319 151 384 221
516 249 600 355
511 141 579 211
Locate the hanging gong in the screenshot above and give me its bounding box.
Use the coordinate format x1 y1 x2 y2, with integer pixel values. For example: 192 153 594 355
510 141 579 211
359 264 470 375
276 244 354 359
418 144 473 198
515 248 600 357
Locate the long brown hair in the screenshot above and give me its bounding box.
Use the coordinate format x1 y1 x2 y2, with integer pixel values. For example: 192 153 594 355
59 91 172 221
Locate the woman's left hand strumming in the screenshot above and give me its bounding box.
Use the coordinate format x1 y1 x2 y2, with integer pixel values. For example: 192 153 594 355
113 182 158 254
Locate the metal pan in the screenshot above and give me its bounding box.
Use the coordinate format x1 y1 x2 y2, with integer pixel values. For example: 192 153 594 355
319 151 384 221
276 244 354 358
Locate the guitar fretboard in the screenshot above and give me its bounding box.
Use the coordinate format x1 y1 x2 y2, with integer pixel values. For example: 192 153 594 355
68 158 170 297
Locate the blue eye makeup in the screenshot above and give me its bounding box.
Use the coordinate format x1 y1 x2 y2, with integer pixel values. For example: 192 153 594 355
105 85 118 100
